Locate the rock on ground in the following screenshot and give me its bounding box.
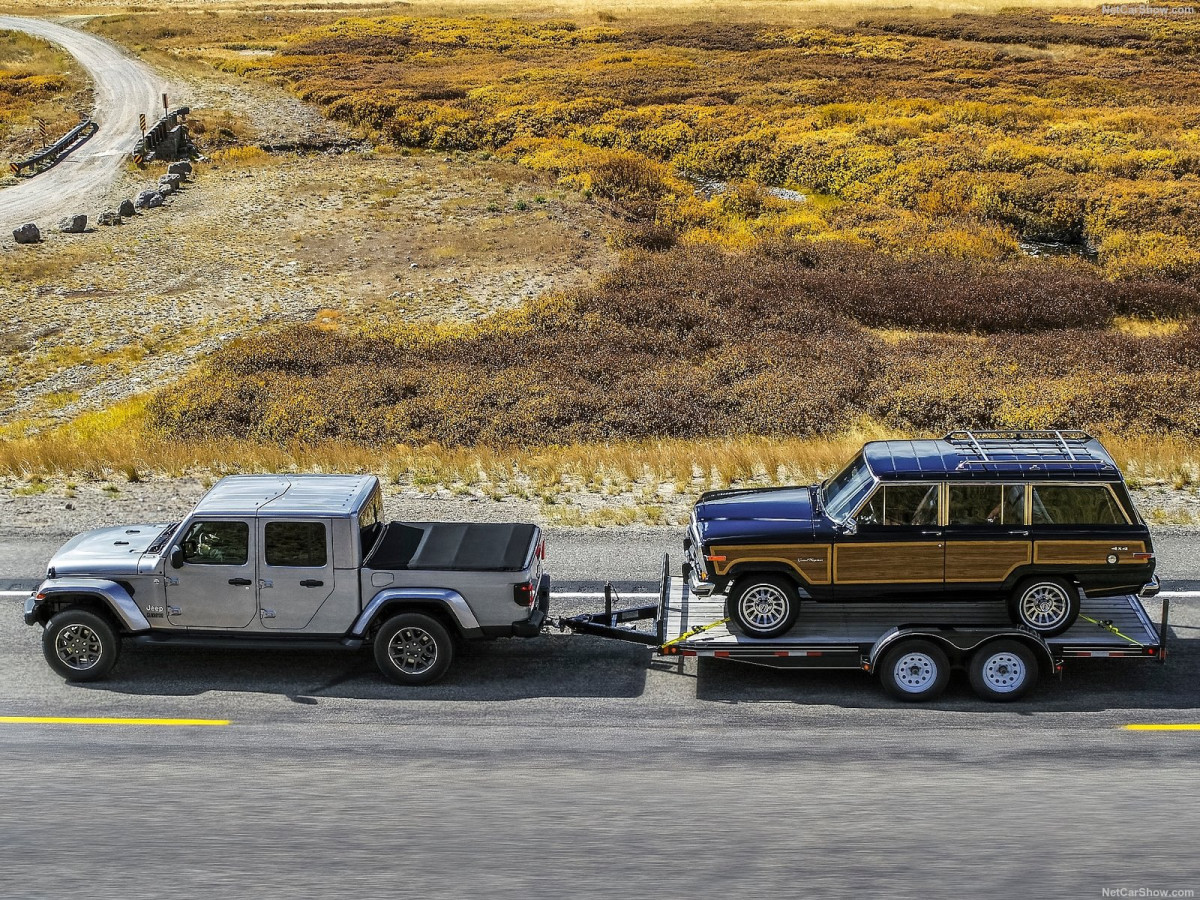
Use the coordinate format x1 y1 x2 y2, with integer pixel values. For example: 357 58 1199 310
58 215 87 234
12 223 40 244
135 190 163 209
97 212 120 226
168 161 192 177
159 173 183 191
118 199 135 217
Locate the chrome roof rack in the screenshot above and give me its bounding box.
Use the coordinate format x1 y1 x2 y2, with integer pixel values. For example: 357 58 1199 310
941 430 1112 472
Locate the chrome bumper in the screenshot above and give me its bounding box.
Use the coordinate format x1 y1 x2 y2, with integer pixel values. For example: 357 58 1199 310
1139 575 1161 599
687 565 716 597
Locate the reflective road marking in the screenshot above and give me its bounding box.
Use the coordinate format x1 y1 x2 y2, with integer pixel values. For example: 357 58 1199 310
1123 724 1200 731
0 716 229 726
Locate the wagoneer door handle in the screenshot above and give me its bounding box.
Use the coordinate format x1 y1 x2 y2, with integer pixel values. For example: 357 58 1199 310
228 578 252 586
920 530 942 536
300 580 324 588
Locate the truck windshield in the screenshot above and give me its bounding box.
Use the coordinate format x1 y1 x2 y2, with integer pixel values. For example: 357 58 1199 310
823 454 876 522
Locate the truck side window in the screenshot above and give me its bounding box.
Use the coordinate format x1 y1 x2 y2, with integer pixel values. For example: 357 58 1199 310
1031 485 1127 525
181 521 249 565
949 484 1026 526
857 485 939 526
265 521 328 567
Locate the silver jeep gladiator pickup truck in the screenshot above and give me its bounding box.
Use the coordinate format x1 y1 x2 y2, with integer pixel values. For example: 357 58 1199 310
23 474 550 685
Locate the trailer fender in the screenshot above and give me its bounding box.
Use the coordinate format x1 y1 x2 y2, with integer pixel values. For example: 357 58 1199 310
351 588 483 639
868 627 1054 675
31 578 151 633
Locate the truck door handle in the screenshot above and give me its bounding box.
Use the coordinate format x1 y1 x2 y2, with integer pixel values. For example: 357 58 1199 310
300 580 324 588
228 578 252 586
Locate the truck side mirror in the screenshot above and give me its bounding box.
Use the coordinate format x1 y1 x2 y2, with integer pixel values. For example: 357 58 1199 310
170 546 184 569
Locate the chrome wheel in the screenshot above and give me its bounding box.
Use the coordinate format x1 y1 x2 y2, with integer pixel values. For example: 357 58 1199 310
1019 583 1071 630
387 626 438 676
978 651 1026 694
738 583 790 631
891 652 938 693
55 623 103 671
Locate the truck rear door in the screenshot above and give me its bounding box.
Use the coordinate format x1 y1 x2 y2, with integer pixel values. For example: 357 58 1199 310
257 518 335 629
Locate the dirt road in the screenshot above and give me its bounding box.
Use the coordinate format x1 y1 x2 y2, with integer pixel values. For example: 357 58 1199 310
0 15 161 229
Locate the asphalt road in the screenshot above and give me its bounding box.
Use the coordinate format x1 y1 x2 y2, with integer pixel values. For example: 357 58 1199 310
0 15 160 229
1 529 1198 897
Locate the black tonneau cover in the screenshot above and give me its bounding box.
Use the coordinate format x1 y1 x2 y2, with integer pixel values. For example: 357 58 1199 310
365 522 538 571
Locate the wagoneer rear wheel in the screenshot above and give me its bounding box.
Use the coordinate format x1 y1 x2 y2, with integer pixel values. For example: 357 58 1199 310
727 575 800 639
1009 577 1079 637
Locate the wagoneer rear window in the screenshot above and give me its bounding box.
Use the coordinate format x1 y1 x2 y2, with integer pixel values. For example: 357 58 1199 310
1031 485 1127 525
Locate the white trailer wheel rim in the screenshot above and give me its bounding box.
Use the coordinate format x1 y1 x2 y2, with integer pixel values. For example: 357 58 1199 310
1019 583 1070 629
892 651 938 693
980 651 1027 693
738 584 789 630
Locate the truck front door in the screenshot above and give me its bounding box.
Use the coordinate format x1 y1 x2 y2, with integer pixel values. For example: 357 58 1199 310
165 518 257 628
257 518 335 630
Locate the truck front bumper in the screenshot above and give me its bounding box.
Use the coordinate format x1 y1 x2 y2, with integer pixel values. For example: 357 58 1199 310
23 595 42 626
511 574 551 638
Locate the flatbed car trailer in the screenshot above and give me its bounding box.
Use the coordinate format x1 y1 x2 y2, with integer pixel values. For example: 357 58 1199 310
557 556 1170 702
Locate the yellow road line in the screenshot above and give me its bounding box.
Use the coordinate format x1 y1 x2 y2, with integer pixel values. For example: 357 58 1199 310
0 716 229 727
1123 724 1200 731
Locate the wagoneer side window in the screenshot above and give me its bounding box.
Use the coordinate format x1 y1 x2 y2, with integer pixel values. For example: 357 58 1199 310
1031 485 1127 526
857 485 939 526
948 485 1026 526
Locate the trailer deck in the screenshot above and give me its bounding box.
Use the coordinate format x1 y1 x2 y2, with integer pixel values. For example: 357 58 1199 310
558 557 1168 700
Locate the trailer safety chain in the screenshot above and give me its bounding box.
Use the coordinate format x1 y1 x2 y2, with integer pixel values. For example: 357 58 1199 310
661 617 730 649
1077 613 1144 646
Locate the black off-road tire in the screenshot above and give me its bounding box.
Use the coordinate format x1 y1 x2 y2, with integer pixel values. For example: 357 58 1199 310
1008 576 1080 637
968 639 1039 702
42 609 120 682
879 639 951 702
726 575 801 639
374 612 454 685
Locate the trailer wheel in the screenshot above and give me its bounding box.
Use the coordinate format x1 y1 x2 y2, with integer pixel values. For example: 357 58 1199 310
879 639 950 702
968 639 1039 702
374 613 454 685
727 575 800 639
1008 577 1079 637
42 608 120 682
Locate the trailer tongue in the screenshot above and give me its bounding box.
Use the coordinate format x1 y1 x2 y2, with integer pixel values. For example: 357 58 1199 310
557 556 1169 702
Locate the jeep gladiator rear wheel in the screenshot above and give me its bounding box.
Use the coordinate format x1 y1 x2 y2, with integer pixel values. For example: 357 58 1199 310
727 575 800 639
374 613 454 685
42 609 120 682
1008 577 1079 637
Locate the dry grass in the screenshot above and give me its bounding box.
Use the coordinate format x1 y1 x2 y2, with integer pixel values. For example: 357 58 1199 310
0 29 92 165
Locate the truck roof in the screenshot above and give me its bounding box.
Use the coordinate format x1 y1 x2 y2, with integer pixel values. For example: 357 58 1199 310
863 431 1120 481
192 474 379 518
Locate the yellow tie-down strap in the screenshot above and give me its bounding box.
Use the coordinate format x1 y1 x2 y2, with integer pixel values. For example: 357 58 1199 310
1076 613 1144 646
662 617 730 649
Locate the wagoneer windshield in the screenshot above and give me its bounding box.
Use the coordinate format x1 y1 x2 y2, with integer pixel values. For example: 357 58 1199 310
823 454 876 521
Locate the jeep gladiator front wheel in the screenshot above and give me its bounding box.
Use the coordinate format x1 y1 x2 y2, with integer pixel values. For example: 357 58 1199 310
374 613 454 685
727 575 800 639
42 609 120 682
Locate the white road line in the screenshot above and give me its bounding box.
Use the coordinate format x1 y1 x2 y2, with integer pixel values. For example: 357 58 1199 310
1159 591 1200 598
551 592 658 600
0 591 31 598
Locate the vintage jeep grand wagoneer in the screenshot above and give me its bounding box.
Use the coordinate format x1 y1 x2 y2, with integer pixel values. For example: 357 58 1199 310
686 431 1158 638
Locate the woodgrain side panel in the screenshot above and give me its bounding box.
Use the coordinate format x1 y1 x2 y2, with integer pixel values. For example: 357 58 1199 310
1034 540 1147 566
945 541 1031 583
711 544 832 585
834 542 944 584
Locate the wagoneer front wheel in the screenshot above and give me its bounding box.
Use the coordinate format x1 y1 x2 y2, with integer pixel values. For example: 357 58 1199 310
1009 577 1079 637
727 575 800 639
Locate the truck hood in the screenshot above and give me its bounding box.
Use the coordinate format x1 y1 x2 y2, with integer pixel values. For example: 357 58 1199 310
47 523 175 578
694 487 816 543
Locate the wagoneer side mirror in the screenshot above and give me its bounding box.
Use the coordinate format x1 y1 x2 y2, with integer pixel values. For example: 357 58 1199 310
170 546 184 569
839 518 858 536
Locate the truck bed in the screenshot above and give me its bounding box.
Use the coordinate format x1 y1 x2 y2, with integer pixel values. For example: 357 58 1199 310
364 522 538 572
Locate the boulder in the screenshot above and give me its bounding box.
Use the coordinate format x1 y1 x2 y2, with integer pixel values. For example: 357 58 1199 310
158 173 183 190
98 212 120 227
135 189 163 209
158 182 173 196
58 214 87 234
12 223 40 244
118 199 136 217
168 161 192 177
